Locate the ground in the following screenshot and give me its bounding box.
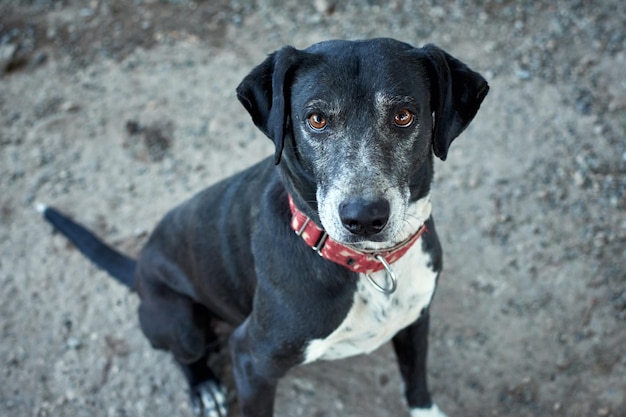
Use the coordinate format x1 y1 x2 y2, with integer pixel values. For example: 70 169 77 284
1 1 625 416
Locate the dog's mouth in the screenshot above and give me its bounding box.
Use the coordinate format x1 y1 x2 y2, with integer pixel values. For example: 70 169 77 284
334 233 396 251
332 228 418 253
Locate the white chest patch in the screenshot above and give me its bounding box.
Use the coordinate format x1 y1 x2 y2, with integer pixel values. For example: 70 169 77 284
303 239 438 363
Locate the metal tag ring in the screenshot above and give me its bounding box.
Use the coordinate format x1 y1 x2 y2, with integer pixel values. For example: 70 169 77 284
366 255 397 295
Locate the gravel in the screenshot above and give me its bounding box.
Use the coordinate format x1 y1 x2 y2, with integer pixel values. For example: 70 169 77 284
1 1 625 416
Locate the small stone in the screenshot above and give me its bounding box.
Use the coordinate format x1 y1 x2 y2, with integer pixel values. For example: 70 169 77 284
0 43 17 72
314 0 328 13
429 6 445 19
573 170 587 187
61 101 81 113
66 336 82 350
515 68 531 80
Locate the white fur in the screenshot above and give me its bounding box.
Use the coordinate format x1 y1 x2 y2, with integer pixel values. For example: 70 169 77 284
411 404 448 417
303 198 438 362
195 380 228 417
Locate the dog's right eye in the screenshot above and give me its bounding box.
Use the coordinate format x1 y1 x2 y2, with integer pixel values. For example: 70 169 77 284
307 113 327 131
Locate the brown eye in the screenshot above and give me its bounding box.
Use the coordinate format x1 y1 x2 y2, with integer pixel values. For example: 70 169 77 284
393 109 414 127
307 113 327 130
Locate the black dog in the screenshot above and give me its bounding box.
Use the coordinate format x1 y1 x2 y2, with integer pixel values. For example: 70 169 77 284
40 38 488 417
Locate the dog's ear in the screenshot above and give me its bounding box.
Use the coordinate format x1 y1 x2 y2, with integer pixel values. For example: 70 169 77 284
420 44 489 161
236 46 304 165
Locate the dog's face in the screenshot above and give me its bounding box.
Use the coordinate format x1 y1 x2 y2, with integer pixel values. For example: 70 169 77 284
237 39 488 248
288 44 435 248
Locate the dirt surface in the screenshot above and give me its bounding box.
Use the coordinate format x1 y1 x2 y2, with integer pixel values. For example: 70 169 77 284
1 1 625 416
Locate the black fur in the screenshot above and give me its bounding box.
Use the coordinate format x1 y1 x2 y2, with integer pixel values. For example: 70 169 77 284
420 44 490 160
41 206 136 288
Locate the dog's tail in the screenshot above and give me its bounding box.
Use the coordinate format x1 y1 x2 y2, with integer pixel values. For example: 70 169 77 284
38 204 137 290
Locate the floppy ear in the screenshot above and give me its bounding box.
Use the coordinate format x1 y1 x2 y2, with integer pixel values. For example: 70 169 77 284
421 44 489 161
236 46 304 165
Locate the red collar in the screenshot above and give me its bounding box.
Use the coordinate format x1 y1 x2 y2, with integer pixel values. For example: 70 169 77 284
288 195 427 275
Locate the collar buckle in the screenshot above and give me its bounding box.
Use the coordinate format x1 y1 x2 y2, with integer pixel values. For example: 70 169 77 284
312 231 329 254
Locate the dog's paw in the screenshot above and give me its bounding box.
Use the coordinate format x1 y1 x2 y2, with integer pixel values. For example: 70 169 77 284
410 404 448 417
191 380 229 417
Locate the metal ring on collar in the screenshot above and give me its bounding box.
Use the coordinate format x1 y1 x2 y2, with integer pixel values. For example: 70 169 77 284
366 255 397 295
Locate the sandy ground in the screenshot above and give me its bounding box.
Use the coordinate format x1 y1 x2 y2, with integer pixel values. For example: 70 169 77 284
1 1 625 416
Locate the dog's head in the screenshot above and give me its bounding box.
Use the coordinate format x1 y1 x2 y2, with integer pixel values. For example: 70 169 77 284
237 38 488 249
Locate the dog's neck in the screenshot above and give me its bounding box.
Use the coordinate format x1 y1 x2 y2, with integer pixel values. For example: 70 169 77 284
287 194 427 275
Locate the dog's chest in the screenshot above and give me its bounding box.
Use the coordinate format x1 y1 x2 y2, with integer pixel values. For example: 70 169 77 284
303 242 438 363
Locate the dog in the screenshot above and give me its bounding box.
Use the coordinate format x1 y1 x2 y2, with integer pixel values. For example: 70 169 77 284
40 38 488 417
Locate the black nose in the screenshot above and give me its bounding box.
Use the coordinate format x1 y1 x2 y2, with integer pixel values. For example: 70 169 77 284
339 199 390 236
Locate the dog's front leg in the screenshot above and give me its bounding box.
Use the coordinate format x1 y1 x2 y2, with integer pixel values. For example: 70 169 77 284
392 310 448 417
230 318 293 417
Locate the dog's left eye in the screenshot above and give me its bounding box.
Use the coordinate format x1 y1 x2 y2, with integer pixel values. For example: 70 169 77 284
393 109 415 128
